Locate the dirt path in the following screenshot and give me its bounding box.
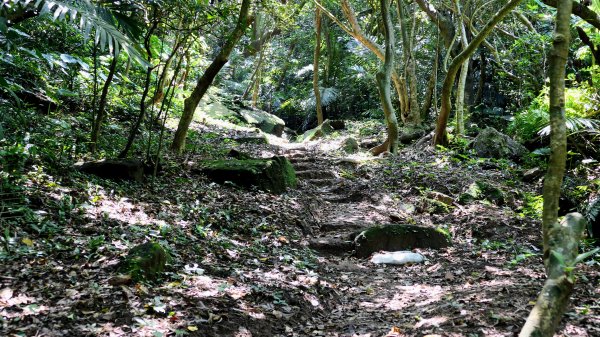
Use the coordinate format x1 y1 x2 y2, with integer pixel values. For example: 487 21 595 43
278 144 598 337
1 134 598 337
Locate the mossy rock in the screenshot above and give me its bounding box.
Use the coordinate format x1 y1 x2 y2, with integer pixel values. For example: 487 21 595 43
75 159 144 182
354 224 451 258
195 156 296 194
421 197 453 214
470 127 528 160
298 119 336 142
122 242 168 282
458 181 505 205
238 109 285 136
341 137 359 154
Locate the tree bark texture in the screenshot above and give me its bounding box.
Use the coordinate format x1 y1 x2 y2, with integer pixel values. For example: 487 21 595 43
542 0 600 30
520 2 581 336
519 214 586 336
376 0 399 153
454 0 469 137
313 4 324 125
433 0 523 146
170 0 252 153
397 0 420 125
542 0 572 265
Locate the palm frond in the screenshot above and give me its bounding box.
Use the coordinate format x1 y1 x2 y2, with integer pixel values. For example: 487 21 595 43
301 87 339 110
538 116 600 137
3 0 147 66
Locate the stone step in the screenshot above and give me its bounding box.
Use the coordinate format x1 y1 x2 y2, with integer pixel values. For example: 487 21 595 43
296 170 336 179
289 157 315 164
320 221 367 233
303 179 337 187
321 191 365 203
292 162 317 171
309 235 354 255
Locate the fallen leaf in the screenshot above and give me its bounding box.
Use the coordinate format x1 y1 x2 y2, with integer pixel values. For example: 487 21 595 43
22 238 34 247
187 326 198 331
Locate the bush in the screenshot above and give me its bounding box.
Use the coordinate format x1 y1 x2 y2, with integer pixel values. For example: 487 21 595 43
509 86 599 141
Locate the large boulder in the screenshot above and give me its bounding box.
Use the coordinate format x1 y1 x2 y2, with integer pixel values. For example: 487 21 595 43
470 127 528 160
122 242 168 282
239 109 285 137
354 224 451 258
75 159 144 182
194 156 297 194
200 102 241 122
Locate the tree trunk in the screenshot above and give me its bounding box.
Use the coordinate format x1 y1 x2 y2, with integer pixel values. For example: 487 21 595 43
421 38 440 120
318 0 405 111
413 0 456 49
90 53 119 153
475 49 486 106
275 42 297 92
170 0 252 153
520 2 583 336
118 19 158 159
376 0 399 154
454 0 469 137
432 0 523 146
313 4 324 125
397 0 420 125
242 48 265 100
541 0 600 30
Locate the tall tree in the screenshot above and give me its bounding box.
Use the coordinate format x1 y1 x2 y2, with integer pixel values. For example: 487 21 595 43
454 0 469 137
376 0 400 153
90 52 119 153
520 1 589 334
170 0 253 153
313 3 324 125
433 0 524 146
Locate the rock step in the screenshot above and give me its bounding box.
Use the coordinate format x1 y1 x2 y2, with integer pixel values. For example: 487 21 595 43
289 157 315 163
286 152 310 159
296 170 336 179
321 191 365 203
320 221 367 233
309 235 354 255
302 179 337 187
292 162 317 171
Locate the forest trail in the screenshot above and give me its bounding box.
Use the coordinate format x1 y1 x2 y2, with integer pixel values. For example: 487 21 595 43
264 139 599 337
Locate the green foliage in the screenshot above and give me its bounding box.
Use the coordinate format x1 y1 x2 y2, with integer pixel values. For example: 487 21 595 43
519 193 543 219
510 87 600 141
3 0 147 65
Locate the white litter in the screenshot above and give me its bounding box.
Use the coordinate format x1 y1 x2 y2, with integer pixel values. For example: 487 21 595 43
370 251 425 265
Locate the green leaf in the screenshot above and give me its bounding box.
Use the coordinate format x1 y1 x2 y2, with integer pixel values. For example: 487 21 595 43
574 248 600 265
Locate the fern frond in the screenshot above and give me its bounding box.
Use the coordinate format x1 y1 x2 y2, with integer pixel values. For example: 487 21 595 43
585 197 600 223
4 0 147 66
538 117 600 137
301 86 339 111
320 87 339 107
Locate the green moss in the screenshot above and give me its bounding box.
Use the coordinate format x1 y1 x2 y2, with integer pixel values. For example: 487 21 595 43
458 181 505 205
354 224 452 258
122 242 168 282
423 198 453 214
198 156 296 194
